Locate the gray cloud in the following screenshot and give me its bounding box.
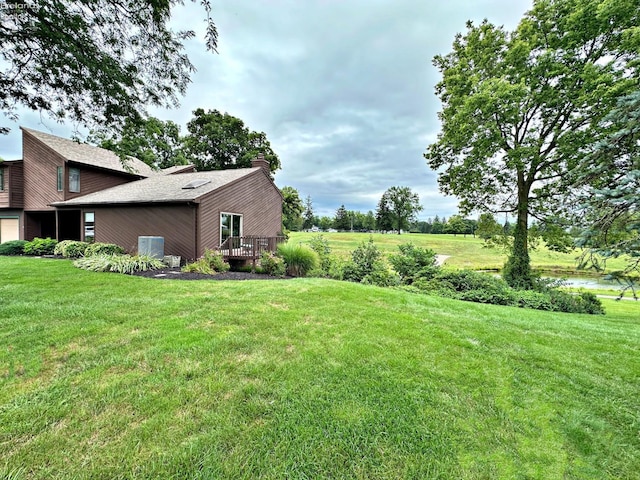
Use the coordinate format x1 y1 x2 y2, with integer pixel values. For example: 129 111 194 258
0 0 532 219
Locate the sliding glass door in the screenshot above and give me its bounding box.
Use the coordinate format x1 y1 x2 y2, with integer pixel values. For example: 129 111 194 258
221 213 243 244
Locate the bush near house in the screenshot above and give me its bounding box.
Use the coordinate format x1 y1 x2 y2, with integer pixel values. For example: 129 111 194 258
23 237 58 255
84 242 125 257
0 240 27 255
182 249 230 275
260 251 286 277
54 240 90 258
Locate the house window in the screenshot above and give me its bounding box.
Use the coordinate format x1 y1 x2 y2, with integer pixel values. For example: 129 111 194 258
0 168 4 191
220 213 242 244
57 166 63 191
84 212 95 241
69 168 80 193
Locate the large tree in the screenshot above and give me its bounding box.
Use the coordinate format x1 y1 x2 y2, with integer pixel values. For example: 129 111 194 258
377 186 423 235
184 109 280 173
89 117 188 169
425 0 638 289
281 186 304 232
575 90 640 290
0 1 217 134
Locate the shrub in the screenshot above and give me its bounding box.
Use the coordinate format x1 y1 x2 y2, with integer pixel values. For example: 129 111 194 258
85 242 125 257
74 254 164 274
342 237 396 287
277 243 319 277
260 251 286 277
388 243 439 284
307 234 333 273
0 240 27 255
415 269 604 314
182 249 230 275
54 240 89 258
23 237 58 255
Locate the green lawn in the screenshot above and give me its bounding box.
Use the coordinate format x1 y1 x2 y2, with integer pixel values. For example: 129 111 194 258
288 231 629 274
1 257 639 479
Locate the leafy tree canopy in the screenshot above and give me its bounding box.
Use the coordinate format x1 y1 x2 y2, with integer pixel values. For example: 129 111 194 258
184 109 280 173
88 117 188 169
377 186 423 234
0 0 217 134
281 186 304 232
425 0 638 289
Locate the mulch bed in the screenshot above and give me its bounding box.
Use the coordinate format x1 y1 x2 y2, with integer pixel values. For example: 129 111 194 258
132 267 289 281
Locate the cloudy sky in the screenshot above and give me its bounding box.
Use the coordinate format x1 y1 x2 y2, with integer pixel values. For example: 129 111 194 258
0 0 532 219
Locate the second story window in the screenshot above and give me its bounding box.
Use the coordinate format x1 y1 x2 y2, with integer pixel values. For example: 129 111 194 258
69 167 80 193
0 168 4 191
57 166 63 191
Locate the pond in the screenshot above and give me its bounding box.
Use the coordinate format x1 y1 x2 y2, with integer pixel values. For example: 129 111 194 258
544 274 625 290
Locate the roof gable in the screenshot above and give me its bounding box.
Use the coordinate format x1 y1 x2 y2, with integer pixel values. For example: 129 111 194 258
22 127 157 178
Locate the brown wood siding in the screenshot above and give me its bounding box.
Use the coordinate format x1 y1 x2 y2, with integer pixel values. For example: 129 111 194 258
0 162 24 208
22 130 141 209
0 166 7 206
66 165 135 200
90 204 197 260
197 171 282 256
9 162 24 207
22 130 65 210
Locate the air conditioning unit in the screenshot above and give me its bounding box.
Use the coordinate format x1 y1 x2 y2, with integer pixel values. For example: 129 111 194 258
138 236 164 259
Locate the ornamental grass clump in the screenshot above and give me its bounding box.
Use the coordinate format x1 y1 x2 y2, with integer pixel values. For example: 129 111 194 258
84 242 125 256
277 242 319 277
74 254 165 274
54 240 90 258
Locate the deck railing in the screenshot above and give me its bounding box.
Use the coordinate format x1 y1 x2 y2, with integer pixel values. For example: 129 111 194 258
219 236 287 259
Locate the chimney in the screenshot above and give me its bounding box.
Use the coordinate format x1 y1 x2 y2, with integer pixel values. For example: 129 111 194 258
251 153 270 174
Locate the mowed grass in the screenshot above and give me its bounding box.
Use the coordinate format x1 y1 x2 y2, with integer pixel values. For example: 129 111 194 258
1 257 639 479
288 231 629 273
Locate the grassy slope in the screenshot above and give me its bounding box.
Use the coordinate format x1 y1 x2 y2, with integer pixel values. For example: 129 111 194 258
1 257 639 479
288 231 629 273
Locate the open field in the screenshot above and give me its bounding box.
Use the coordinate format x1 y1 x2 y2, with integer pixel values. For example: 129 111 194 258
288 231 629 274
1 257 638 479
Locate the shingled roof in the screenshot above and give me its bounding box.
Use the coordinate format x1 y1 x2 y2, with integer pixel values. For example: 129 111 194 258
51 168 263 206
22 127 158 178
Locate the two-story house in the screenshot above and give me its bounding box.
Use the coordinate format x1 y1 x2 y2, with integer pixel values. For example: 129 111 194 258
0 128 283 260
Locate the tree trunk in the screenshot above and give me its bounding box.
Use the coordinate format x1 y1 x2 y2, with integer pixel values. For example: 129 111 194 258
503 171 534 290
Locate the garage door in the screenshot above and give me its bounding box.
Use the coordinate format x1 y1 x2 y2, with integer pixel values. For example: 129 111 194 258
0 218 19 243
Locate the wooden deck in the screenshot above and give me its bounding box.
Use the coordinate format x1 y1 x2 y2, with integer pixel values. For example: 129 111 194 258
220 236 286 263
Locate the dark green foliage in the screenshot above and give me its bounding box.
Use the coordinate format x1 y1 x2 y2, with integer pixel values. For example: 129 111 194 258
277 243 319 277
376 186 423 233
0 240 27 255
334 205 350 231
0 0 217 135
415 269 603 315
182 249 230 275
89 117 188 169
54 240 90 258
184 108 280 172
307 234 332 273
23 237 58 256
281 186 304 231
388 243 438 284
259 251 286 277
85 242 125 257
343 237 398 286
425 1 638 289
74 254 165 274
